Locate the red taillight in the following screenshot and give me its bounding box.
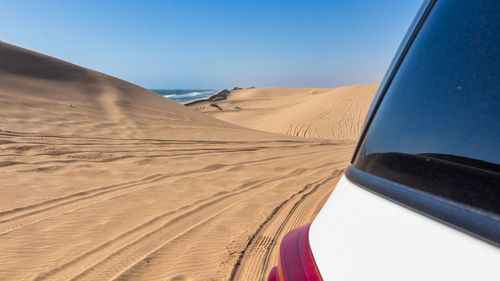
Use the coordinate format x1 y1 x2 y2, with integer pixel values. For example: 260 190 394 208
268 266 278 281
268 223 323 281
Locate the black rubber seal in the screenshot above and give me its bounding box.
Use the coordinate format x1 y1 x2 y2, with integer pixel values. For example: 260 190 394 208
345 165 500 247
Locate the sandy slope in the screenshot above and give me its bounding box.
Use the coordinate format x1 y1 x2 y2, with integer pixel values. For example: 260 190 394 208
187 86 378 140
0 42 372 280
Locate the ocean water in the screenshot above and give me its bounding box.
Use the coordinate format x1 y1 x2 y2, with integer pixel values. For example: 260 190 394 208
151 89 217 103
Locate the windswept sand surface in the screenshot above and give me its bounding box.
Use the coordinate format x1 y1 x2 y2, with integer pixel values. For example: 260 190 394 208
186 86 378 140
0 42 374 280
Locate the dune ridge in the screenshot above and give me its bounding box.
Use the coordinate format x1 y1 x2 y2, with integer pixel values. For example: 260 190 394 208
0 42 373 280
186 85 378 141
0 42 259 141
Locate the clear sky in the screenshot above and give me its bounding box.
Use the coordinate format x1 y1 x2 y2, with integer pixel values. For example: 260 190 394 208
0 0 422 89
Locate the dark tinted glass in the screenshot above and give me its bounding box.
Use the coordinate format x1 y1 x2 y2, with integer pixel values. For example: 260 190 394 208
354 0 500 214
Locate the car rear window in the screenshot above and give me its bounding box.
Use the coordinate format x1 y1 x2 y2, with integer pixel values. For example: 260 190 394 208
353 0 499 214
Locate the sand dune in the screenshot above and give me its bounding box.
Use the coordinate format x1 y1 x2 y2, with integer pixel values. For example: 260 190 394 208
187 86 378 140
0 42 373 280
0 42 261 141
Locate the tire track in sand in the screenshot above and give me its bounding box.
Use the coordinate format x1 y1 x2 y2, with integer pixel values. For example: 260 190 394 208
0 164 229 236
0 143 343 236
33 164 331 280
231 169 344 281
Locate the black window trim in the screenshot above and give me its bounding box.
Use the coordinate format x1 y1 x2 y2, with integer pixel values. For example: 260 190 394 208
346 165 500 247
347 0 500 247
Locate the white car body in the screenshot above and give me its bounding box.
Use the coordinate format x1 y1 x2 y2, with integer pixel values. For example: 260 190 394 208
309 176 500 281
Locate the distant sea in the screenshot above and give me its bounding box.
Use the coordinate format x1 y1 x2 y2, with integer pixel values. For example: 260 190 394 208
151 89 217 103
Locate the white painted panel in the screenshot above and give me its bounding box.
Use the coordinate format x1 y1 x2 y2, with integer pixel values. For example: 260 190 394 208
309 176 500 281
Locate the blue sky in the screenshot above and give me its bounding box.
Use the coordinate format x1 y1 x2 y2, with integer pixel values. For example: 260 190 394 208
0 0 422 89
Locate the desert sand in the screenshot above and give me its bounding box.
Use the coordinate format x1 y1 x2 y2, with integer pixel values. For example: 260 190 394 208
0 41 376 280
186 86 378 140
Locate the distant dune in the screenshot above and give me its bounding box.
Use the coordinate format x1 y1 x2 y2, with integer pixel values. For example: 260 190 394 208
186 85 378 140
0 42 374 280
